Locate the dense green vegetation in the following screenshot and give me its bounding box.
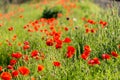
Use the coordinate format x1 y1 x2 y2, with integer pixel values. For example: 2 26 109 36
0 0 120 80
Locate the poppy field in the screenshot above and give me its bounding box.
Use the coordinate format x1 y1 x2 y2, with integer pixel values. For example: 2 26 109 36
0 0 120 80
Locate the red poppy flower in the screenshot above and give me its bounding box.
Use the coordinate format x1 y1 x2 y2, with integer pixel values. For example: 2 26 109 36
51 31 60 37
88 59 95 66
7 65 13 70
102 54 111 60
66 46 75 58
81 53 88 60
111 51 118 58
53 36 60 42
99 20 107 28
40 30 43 32
85 28 90 33
91 29 96 33
93 57 100 65
23 45 30 50
53 61 61 67
88 57 100 66
55 39 62 49
0 66 2 72
67 46 75 54
84 45 91 52
46 39 54 46
87 19 96 24
83 51 90 55
38 65 44 72
13 34 17 38
17 42 22 47
12 35 17 41
8 42 12 46
81 50 90 60
28 28 34 32
53 35 61 42
55 43 62 49
40 18 46 22
12 70 19 77
102 21 107 26
63 37 71 43
18 66 30 76
8 27 14 31
23 26 27 29
11 52 22 59
55 39 62 44
0 72 12 80
50 26 54 30
99 20 103 24
35 56 40 60
64 27 68 31
24 41 29 45
66 51 73 58
102 22 107 28
10 59 17 66
31 50 39 58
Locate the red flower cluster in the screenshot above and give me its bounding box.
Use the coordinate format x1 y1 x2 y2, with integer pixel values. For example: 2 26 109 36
102 54 111 60
55 39 62 49
85 28 97 33
102 51 119 60
87 19 96 24
8 27 14 31
99 20 107 28
81 45 91 60
80 45 101 66
82 18 108 34
11 52 22 59
23 41 30 50
88 57 100 66
66 46 76 58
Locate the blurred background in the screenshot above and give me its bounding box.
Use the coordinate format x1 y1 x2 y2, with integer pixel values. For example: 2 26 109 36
0 0 120 14
0 0 30 13
94 0 120 14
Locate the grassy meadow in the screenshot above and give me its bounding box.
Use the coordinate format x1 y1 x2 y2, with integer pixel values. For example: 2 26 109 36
0 0 120 80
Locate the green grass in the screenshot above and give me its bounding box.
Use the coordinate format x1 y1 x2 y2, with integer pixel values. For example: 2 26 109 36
0 0 120 80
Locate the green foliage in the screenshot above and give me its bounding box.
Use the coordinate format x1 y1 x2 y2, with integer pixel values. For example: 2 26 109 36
41 6 63 19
